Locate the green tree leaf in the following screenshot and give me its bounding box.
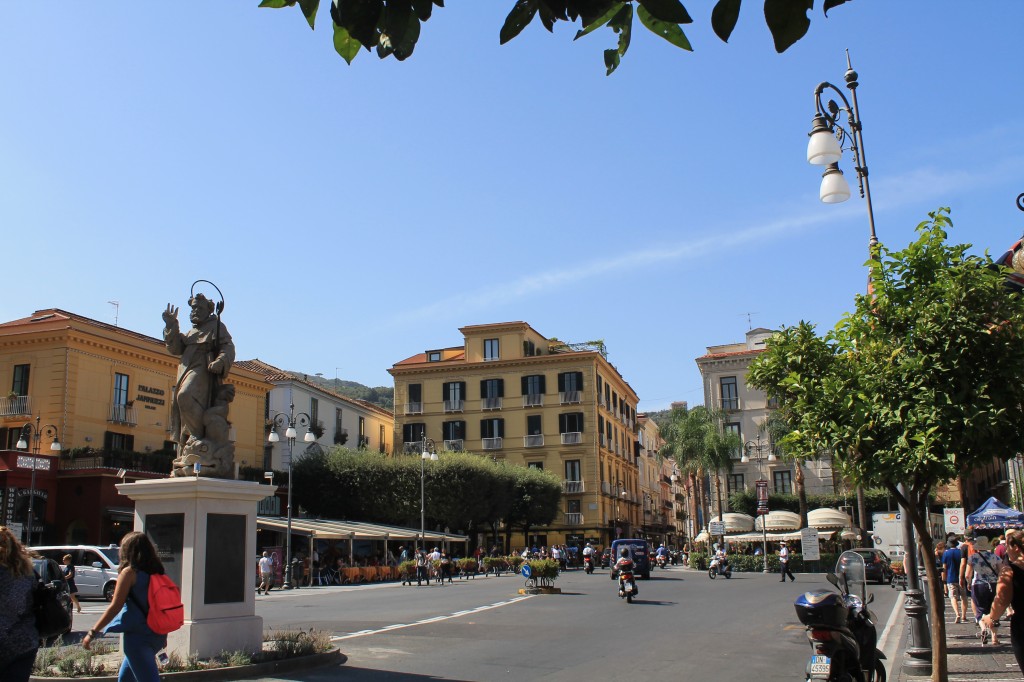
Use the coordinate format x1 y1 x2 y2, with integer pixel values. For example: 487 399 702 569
574 2 619 41
710 0 740 43
637 5 691 51
299 0 320 29
763 0 811 53
333 22 363 63
637 0 692 24
500 0 539 45
259 0 297 8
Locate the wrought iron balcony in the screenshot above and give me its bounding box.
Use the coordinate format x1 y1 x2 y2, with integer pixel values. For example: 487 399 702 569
560 431 582 445
443 439 464 452
108 404 137 426
559 390 581 405
481 397 502 410
564 512 584 525
524 434 544 448
443 399 464 413
522 393 543 407
0 394 30 417
563 480 585 494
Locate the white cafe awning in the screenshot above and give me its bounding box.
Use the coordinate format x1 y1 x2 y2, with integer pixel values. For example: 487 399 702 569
721 512 755 533
754 510 801 532
808 508 852 530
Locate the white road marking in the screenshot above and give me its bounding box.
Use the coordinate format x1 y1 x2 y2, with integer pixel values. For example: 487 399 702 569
331 595 533 641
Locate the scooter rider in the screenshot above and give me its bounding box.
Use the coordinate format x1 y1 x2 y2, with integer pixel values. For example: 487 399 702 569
655 543 668 566
615 548 637 593
712 544 730 574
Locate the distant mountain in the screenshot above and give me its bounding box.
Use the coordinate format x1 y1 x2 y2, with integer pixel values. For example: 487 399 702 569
644 409 672 429
291 372 394 411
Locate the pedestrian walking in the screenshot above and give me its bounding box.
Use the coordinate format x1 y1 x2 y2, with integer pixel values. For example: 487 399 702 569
257 551 274 594
966 535 1002 643
982 529 1024 670
416 549 428 586
63 553 83 613
779 541 795 582
0 526 39 682
942 538 966 623
83 531 169 682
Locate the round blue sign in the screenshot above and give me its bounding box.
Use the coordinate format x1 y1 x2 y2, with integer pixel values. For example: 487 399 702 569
521 564 532 578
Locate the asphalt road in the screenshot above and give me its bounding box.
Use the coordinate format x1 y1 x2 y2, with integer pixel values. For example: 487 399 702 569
245 565 903 681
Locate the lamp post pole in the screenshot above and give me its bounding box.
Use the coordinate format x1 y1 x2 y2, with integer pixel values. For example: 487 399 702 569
267 402 315 590
806 52 930 675
420 436 437 554
16 416 62 546
742 436 775 573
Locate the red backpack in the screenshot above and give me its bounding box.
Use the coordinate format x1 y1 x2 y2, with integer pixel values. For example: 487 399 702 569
142 574 184 634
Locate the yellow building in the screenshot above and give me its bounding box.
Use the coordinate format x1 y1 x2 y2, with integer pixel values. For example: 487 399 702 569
0 308 272 543
389 321 641 550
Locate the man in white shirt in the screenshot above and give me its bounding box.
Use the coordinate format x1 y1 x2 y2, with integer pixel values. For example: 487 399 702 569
257 551 274 594
779 541 795 582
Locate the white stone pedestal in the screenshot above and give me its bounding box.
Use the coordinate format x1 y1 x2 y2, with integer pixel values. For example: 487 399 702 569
117 477 276 659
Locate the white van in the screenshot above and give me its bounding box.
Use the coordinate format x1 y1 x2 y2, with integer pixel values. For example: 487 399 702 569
32 545 120 600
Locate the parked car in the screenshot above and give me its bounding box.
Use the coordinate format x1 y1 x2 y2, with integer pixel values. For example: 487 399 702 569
840 548 893 585
31 556 74 640
33 545 120 600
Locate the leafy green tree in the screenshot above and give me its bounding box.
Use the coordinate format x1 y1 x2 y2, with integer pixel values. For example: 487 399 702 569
747 210 1024 681
504 465 563 548
261 0 851 74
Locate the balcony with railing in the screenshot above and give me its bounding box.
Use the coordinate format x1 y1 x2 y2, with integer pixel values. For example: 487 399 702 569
559 390 581 405
599 434 607 448
443 439 464 452
720 397 739 411
560 431 582 445
481 397 502 410
563 480 585 494
0 395 30 417
522 393 543 407
523 434 544 448
443 399 464 413
404 402 423 415
564 512 584 525
108 404 138 426
482 437 502 450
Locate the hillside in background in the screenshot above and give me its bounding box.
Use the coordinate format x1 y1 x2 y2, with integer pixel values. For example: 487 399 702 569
291 371 394 411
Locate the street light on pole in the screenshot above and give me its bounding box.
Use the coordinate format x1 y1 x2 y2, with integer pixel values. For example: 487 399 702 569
15 416 62 546
420 436 437 554
267 402 315 590
805 52 930 675
742 435 776 573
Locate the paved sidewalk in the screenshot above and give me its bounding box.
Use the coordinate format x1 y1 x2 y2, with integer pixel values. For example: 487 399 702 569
892 613 1020 681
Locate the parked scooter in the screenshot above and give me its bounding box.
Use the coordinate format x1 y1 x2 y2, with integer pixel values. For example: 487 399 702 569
794 550 886 681
708 554 732 579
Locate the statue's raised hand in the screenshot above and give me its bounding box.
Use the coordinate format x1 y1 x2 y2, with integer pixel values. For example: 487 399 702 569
163 304 179 326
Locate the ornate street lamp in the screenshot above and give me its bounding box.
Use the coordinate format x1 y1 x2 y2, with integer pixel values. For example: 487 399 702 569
805 52 929 675
16 416 62 546
420 436 438 554
267 402 315 589
742 436 776 573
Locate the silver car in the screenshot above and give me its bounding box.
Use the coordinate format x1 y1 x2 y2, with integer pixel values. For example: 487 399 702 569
32 545 120 600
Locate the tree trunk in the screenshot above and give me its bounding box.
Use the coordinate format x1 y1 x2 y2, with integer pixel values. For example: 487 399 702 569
856 485 868 541
715 471 725 521
794 463 808 528
898 484 948 682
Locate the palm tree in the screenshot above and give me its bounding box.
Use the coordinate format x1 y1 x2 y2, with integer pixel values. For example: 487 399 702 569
761 412 809 528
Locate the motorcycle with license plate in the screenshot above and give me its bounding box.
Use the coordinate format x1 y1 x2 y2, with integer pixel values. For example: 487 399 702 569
794 550 886 682
583 554 595 574
617 563 638 603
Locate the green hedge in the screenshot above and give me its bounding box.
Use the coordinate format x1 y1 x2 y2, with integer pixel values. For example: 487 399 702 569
689 552 841 573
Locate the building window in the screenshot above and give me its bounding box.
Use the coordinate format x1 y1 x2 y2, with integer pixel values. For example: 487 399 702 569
309 397 319 429
559 412 584 445
403 423 425 450
443 421 465 440
565 459 581 482
481 378 504 409
113 373 130 406
379 424 386 452
567 499 581 514
443 382 466 412
724 422 741 458
480 418 504 439
728 473 745 493
720 376 739 411
773 470 793 494
427 351 441 362
558 372 583 404
523 339 535 357
527 462 544 470
335 408 346 445
12 364 30 396
358 416 366 448
526 414 542 436
522 374 545 396
484 338 500 361
104 431 134 452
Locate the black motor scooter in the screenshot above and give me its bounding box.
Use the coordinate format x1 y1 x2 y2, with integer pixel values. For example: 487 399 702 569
794 551 886 681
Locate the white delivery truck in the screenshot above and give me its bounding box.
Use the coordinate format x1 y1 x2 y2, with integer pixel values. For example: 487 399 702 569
870 511 944 561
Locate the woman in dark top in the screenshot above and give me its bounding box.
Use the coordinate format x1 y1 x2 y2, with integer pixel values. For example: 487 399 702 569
82 532 167 682
0 525 39 682
62 554 82 613
983 528 1024 674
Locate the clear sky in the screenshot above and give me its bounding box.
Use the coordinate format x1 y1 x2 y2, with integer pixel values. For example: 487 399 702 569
2 3 1022 412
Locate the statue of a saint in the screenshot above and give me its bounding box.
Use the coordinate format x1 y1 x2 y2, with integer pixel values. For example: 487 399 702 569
162 293 236 477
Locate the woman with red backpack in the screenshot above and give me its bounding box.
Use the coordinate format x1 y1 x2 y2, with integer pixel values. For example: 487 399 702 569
82 532 170 682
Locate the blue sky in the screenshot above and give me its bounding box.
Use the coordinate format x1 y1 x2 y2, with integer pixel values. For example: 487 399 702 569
2 3 1022 411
